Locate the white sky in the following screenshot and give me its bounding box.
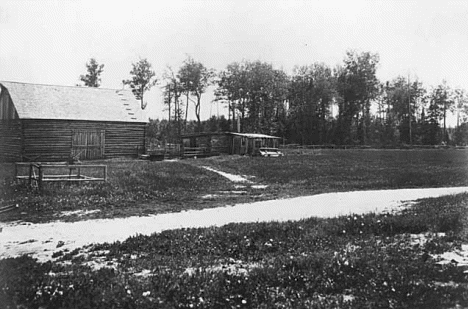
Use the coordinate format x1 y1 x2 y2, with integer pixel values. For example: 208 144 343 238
1 0 467 122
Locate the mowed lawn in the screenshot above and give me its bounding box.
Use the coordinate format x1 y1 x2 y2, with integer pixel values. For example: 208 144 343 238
1 149 467 223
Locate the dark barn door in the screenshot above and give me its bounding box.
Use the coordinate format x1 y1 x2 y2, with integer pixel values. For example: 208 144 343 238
72 130 105 160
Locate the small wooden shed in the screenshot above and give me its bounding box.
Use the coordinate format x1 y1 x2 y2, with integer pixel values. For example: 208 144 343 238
0 81 148 162
228 133 281 155
181 132 281 156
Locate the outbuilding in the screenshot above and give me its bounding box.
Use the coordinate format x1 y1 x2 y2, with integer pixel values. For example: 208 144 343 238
181 132 281 157
0 81 147 162
228 132 281 155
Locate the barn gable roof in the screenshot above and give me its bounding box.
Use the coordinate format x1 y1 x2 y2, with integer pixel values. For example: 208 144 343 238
0 81 148 123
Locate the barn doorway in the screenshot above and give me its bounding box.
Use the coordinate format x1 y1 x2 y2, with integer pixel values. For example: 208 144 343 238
71 130 105 160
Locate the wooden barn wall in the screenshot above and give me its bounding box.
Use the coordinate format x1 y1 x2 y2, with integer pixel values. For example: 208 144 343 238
211 135 230 154
104 122 146 158
0 120 22 162
20 119 146 161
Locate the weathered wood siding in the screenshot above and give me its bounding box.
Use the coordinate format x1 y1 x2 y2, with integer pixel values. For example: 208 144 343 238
104 122 146 158
182 134 231 155
71 130 105 160
211 135 230 154
0 119 145 162
0 120 22 162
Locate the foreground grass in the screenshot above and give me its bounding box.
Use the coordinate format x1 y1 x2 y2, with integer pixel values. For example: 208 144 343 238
1 193 468 308
1 149 467 223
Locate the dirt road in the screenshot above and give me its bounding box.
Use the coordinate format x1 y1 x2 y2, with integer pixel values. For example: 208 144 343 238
1 186 467 262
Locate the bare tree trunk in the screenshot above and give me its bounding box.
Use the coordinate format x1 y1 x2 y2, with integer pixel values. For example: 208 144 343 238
195 93 202 132
185 93 189 129
232 104 236 132
443 101 447 143
241 98 245 133
167 89 172 124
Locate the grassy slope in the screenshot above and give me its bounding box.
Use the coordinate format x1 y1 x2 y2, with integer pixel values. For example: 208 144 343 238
1 149 467 223
1 193 468 308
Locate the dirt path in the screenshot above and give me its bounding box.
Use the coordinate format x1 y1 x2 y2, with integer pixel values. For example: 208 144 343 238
1 186 467 262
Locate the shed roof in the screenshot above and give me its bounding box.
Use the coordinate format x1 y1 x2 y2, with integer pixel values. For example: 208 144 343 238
181 132 281 139
0 81 147 123
229 133 281 139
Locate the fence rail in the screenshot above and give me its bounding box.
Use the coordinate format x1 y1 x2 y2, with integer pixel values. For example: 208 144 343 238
15 163 107 191
182 147 208 157
280 144 463 150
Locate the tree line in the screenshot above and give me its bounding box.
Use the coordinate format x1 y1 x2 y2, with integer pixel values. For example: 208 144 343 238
79 51 468 146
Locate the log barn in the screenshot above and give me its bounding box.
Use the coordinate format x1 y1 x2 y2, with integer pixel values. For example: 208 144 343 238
0 81 147 162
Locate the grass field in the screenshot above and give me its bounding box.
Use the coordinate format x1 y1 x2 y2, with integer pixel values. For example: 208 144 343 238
196 149 468 195
1 149 467 223
1 193 468 308
1 149 468 308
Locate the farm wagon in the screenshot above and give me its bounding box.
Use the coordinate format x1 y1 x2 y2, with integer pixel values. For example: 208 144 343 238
0 81 147 162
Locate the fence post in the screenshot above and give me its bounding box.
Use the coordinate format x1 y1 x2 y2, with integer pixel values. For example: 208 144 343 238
29 164 33 187
104 165 107 182
38 165 43 192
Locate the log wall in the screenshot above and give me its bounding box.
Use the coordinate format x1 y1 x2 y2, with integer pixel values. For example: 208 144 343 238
0 119 146 162
0 120 22 162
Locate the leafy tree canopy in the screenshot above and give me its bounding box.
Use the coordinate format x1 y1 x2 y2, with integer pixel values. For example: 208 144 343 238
123 58 158 110
178 56 215 131
79 58 104 87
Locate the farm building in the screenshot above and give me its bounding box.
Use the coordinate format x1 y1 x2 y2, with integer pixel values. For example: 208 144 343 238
0 81 148 162
181 132 281 157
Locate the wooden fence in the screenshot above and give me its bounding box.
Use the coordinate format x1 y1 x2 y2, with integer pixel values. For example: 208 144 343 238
15 163 107 191
182 147 208 158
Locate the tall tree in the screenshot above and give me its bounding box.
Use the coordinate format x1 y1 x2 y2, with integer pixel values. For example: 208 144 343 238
215 61 250 132
453 88 468 128
431 81 454 143
384 76 426 144
288 63 336 144
216 60 289 134
179 57 215 131
422 91 443 145
79 58 104 87
123 58 158 110
162 67 184 137
336 50 380 144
